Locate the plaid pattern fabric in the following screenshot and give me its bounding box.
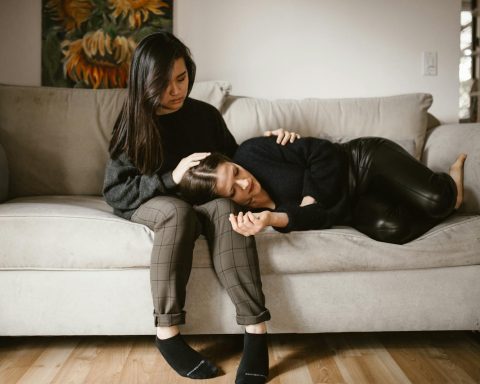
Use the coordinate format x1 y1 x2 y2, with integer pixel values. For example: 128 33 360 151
131 196 270 327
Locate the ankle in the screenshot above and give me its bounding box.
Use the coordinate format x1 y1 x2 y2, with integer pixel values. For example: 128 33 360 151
157 325 180 340
245 322 267 334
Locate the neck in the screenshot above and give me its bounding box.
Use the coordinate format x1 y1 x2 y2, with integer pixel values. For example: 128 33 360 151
252 189 275 210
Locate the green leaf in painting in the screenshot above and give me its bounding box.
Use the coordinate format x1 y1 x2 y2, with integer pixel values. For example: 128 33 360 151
42 30 62 86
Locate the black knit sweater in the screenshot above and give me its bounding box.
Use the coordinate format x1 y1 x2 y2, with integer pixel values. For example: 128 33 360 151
103 98 238 220
233 136 351 233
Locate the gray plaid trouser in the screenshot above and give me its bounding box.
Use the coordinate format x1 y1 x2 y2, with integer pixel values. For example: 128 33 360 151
131 196 271 327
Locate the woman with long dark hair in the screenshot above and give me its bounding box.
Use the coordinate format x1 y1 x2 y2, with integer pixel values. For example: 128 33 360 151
179 136 467 244
103 32 296 382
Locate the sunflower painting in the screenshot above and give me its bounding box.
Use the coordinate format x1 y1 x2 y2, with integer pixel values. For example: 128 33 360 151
42 0 173 88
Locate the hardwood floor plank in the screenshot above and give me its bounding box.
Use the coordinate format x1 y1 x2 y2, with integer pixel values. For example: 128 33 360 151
306 335 346 384
366 336 412 384
117 336 164 384
379 332 478 384
1 332 479 384
278 359 313 384
81 336 134 384
50 336 112 384
16 337 79 384
0 337 46 384
427 332 480 383
266 334 345 384
325 333 412 384
269 335 313 384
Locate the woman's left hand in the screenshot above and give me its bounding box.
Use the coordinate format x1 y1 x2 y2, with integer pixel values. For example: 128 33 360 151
264 128 301 145
229 211 271 236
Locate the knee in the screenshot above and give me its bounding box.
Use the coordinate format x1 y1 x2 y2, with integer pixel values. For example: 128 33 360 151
214 198 239 213
369 216 411 245
144 196 196 228
422 173 456 218
200 197 239 219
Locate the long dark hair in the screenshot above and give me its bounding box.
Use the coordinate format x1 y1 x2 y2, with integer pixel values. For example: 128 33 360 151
179 153 231 205
108 31 196 174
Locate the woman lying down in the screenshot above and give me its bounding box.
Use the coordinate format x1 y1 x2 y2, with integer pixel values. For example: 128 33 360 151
179 135 467 245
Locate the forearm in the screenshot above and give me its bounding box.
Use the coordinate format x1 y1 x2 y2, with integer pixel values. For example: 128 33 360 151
103 172 163 210
103 155 170 210
267 211 289 228
273 203 333 233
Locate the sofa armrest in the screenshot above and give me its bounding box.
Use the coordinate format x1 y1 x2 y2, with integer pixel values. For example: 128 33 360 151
422 123 480 214
0 142 8 203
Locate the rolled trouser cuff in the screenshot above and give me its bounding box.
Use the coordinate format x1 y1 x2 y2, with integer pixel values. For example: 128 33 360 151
236 309 271 326
153 310 186 327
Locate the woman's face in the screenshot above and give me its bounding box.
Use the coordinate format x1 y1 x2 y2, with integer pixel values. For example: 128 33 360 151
215 162 262 207
158 57 189 115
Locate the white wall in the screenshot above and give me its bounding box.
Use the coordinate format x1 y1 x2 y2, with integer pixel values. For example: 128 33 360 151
0 0 461 122
0 0 42 87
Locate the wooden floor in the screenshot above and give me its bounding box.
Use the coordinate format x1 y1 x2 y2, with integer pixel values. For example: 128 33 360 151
1 331 480 383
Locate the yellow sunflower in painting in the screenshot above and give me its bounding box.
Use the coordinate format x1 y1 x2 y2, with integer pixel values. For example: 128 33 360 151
61 30 136 88
109 0 169 29
45 0 94 33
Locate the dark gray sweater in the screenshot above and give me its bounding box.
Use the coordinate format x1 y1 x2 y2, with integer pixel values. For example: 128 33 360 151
103 98 238 220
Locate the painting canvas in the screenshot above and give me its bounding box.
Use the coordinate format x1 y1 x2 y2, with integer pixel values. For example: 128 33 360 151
42 0 173 89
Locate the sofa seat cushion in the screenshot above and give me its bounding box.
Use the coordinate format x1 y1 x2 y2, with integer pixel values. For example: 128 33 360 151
0 195 160 271
1 196 479 274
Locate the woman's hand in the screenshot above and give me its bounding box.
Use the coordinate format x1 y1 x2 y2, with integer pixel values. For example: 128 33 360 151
229 211 289 236
264 128 301 145
229 211 272 236
172 152 210 184
300 195 316 207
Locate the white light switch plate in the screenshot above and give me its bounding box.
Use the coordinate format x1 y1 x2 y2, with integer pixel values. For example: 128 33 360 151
422 51 438 76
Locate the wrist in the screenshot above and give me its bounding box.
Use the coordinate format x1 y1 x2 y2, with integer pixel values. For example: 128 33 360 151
171 170 181 185
268 212 289 228
161 171 178 190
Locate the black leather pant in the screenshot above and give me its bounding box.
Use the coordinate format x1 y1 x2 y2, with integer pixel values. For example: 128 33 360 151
338 137 457 244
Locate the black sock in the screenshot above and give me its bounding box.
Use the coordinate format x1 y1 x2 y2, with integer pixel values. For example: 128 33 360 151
235 332 269 384
154 334 218 379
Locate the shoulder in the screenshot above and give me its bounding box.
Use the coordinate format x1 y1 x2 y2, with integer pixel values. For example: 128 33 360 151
236 136 277 152
234 137 278 163
240 136 277 147
184 97 222 116
239 136 334 153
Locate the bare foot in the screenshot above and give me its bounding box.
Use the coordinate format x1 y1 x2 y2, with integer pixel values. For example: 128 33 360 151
449 153 467 209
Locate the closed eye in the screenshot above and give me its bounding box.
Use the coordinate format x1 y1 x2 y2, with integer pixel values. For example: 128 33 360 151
176 71 187 81
230 165 239 197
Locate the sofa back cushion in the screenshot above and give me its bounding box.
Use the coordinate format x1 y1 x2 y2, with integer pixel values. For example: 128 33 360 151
0 142 8 202
0 84 432 198
223 93 432 159
0 82 230 198
423 123 480 214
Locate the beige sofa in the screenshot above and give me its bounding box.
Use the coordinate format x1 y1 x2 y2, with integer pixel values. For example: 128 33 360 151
0 82 479 336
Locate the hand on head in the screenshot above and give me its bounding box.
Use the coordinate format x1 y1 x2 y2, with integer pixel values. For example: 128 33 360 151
177 152 232 205
172 152 211 184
